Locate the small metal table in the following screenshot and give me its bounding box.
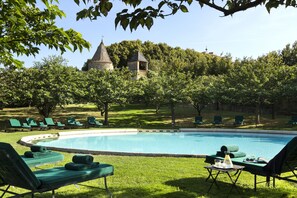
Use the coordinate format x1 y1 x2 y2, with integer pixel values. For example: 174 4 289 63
204 164 244 195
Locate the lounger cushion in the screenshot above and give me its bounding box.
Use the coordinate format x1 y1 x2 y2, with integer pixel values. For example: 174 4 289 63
205 155 267 175
34 164 114 189
21 151 64 167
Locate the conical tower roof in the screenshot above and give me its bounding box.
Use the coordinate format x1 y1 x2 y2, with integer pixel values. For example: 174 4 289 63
129 51 148 62
91 40 112 63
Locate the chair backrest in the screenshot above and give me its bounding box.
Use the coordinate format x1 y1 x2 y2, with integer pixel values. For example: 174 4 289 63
264 136 297 175
67 117 75 124
195 116 202 122
214 116 222 122
26 118 38 127
87 117 96 124
44 117 55 126
9 118 22 127
0 142 41 190
235 115 244 122
292 115 297 122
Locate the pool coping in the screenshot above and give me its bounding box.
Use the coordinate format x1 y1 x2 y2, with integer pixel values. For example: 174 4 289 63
18 128 297 157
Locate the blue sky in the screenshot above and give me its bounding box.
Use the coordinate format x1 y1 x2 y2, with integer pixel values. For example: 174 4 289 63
18 2 297 69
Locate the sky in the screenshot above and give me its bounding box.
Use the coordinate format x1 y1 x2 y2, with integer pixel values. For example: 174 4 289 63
17 1 297 69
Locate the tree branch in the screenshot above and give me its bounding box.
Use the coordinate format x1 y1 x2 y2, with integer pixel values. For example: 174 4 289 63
196 0 266 16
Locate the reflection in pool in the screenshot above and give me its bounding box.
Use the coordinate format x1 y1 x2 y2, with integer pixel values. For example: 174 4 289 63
36 132 295 159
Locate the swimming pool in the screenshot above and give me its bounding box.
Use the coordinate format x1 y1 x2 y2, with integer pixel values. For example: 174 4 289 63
35 131 296 159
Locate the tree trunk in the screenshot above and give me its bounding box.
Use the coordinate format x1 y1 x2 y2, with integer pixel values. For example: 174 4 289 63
170 102 175 128
216 101 220 111
104 102 109 125
256 103 261 125
271 103 276 119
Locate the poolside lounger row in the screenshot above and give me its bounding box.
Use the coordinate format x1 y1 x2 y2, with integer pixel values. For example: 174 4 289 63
5 116 104 131
204 136 297 191
193 115 244 126
0 142 114 197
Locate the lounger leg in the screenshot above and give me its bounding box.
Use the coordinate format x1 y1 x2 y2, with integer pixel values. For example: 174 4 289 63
104 176 112 198
273 177 275 188
254 175 257 192
266 176 270 187
52 190 55 198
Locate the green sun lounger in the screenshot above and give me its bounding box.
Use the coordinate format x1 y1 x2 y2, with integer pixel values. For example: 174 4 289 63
288 115 297 125
212 115 223 125
193 116 203 125
67 117 84 127
44 117 65 129
234 115 244 125
6 118 31 131
0 142 114 198
87 116 103 127
205 136 297 191
26 118 48 130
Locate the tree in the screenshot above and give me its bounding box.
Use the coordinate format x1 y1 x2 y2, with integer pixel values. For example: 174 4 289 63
0 68 32 108
75 0 295 31
86 68 133 125
223 58 291 124
0 1 90 68
281 41 297 66
29 56 81 117
142 71 165 114
188 75 216 116
155 70 191 127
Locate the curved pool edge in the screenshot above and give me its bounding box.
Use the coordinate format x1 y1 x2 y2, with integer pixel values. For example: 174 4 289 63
181 128 297 135
18 128 297 158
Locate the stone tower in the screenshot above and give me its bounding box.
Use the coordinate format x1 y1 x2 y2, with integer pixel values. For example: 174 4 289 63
127 51 148 79
87 40 114 71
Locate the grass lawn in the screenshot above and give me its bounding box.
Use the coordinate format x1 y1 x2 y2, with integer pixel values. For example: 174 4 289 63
1 104 297 197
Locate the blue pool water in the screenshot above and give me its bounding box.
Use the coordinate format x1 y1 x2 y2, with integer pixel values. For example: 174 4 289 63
36 132 295 159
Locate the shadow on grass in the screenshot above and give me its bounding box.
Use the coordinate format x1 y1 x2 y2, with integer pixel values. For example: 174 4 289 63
164 177 293 198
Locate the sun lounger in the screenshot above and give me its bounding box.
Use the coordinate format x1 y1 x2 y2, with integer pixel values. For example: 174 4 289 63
288 115 297 125
0 142 114 197
87 116 103 127
193 116 203 126
205 137 297 191
26 118 48 130
44 117 65 129
5 118 31 131
234 115 244 125
21 145 64 167
212 115 223 125
67 117 84 128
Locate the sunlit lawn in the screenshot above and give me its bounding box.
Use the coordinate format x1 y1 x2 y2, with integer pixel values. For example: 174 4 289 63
1 104 297 197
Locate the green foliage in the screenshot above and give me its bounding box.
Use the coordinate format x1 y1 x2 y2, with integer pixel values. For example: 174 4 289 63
281 41 297 66
188 75 216 116
223 57 295 124
143 70 192 126
0 68 32 107
107 40 233 76
86 68 134 125
29 56 81 117
74 0 297 31
0 0 90 68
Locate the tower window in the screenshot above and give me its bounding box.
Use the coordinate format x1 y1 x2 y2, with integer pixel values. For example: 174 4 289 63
139 62 146 70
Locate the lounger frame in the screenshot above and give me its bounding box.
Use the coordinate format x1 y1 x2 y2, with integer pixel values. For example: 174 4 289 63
205 136 297 191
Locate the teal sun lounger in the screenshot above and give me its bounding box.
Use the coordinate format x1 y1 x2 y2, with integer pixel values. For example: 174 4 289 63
0 142 114 198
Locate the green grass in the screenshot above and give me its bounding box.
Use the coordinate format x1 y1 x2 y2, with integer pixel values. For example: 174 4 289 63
1 104 297 197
